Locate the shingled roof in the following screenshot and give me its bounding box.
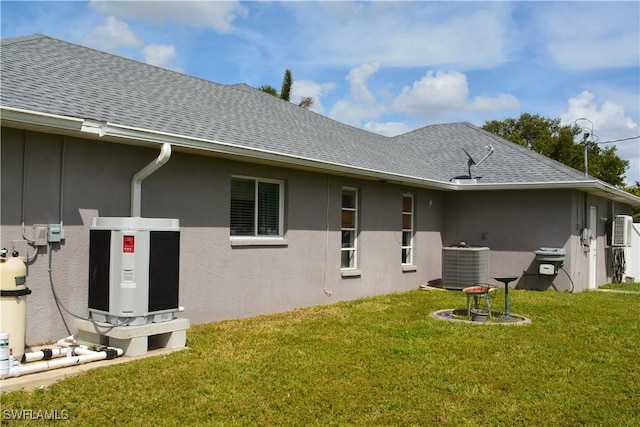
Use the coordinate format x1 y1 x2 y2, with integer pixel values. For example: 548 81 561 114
1 35 638 205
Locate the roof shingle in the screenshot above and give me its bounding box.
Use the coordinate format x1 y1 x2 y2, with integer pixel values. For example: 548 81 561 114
0 34 605 186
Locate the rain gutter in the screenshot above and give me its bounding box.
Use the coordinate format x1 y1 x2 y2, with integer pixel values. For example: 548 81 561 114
451 180 640 206
1 106 85 133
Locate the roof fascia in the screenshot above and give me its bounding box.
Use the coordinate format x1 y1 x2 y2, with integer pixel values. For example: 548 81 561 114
454 181 640 207
1 106 84 132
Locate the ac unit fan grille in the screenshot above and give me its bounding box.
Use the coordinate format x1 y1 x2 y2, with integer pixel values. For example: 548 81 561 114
442 247 490 289
612 215 632 247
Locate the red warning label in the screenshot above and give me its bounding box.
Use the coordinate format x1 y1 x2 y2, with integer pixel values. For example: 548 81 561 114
123 236 135 253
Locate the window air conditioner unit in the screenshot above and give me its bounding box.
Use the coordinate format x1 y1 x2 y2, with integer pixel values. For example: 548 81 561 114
612 215 632 247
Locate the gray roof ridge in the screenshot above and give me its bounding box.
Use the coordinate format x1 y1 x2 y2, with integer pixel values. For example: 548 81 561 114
389 121 450 141
0 33 47 47
390 121 496 144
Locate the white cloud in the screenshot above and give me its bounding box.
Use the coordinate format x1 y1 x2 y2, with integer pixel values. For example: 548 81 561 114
326 65 520 128
330 99 381 129
561 91 638 134
393 71 469 115
392 71 519 119
469 93 520 112
328 62 384 127
291 80 336 115
536 2 639 69
142 44 181 71
83 16 141 52
346 61 380 104
89 0 248 33
560 91 640 185
285 1 515 69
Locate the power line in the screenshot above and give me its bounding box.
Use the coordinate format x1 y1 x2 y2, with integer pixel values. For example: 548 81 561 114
596 135 640 144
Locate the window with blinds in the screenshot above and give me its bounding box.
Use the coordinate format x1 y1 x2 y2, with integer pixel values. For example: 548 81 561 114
230 177 283 237
402 194 414 265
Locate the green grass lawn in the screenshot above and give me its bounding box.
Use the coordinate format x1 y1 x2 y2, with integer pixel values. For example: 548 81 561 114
2 288 639 426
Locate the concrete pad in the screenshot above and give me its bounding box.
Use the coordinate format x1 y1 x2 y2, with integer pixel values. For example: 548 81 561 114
74 318 190 357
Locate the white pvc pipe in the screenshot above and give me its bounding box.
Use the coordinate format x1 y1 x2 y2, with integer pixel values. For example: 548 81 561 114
130 143 171 217
21 348 67 363
0 332 9 379
6 348 124 378
56 336 78 348
1 336 124 379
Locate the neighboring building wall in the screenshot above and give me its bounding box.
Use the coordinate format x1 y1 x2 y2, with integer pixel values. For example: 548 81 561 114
1 127 445 345
627 224 640 281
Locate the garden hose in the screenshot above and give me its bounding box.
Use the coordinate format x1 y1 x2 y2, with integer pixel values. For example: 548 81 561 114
611 247 626 283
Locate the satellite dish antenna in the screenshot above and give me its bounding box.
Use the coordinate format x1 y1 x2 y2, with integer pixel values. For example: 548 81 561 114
461 145 495 179
462 147 476 178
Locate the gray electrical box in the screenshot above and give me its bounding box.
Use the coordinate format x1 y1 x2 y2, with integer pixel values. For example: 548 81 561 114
33 224 49 246
48 223 62 242
88 217 180 326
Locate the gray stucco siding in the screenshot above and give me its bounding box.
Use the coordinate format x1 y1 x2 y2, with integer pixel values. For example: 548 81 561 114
442 189 618 292
444 189 572 290
1 127 443 345
2 125 629 346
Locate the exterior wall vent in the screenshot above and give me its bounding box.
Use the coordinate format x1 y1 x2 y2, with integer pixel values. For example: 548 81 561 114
442 246 490 289
612 215 633 247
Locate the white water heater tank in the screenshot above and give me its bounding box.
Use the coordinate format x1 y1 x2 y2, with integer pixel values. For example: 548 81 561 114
88 217 180 326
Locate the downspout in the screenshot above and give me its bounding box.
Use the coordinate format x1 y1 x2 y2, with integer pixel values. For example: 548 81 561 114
130 143 172 217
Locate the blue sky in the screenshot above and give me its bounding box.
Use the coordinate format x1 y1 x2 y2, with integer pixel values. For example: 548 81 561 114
2 1 639 184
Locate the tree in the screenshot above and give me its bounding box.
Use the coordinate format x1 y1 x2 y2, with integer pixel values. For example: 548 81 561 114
259 69 313 109
624 182 640 221
483 113 629 187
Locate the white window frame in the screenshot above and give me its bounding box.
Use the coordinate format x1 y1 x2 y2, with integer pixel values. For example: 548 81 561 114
341 187 358 270
230 176 285 244
401 194 414 266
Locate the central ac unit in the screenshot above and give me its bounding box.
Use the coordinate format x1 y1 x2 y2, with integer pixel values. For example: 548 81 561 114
612 215 632 247
442 246 490 289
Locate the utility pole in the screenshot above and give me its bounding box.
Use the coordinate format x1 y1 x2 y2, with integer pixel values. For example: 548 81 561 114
582 131 589 177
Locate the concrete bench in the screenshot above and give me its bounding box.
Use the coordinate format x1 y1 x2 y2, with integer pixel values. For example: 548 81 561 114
73 318 190 357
